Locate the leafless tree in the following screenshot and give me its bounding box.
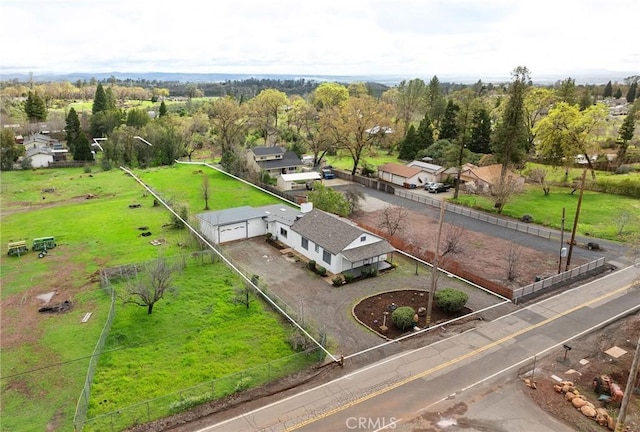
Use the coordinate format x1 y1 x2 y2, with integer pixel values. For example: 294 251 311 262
506 243 522 282
343 187 364 215
528 168 551 196
202 174 210 210
378 205 408 237
441 224 466 257
614 210 634 236
486 176 523 214
123 257 182 314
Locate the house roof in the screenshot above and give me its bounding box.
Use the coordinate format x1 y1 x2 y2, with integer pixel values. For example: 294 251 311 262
251 146 286 157
464 164 521 184
292 209 363 254
258 151 303 170
197 204 302 226
25 147 53 158
406 160 445 174
342 240 395 263
378 163 422 179
280 172 321 182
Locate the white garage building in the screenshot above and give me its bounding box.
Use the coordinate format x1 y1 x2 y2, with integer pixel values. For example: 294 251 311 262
196 204 303 244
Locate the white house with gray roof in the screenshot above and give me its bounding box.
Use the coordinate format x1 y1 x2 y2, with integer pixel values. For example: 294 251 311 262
197 204 394 275
246 146 303 178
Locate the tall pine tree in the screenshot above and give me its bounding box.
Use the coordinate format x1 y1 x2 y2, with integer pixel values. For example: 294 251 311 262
468 108 492 154
616 108 636 165
73 131 93 161
65 108 81 153
25 91 47 122
603 81 613 98
92 83 108 114
159 101 167 117
415 113 435 155
439 100 459 141
492 66 529 181
398 125 418 161
626 82 637 103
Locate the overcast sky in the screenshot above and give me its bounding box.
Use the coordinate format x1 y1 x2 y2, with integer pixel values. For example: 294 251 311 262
2 0 638 81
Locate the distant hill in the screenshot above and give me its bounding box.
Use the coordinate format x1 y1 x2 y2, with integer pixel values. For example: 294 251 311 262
1 70 636 85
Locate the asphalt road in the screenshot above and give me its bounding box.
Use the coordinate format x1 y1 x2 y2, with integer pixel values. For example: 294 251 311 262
192 264 640 432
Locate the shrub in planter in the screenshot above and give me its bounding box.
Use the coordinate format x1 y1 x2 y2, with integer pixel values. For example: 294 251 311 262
343 272 355 284
316 266 327 276
307 260 316 271
391 306 416 331
435 288 468 313
368 267 378 277
332 275 344 286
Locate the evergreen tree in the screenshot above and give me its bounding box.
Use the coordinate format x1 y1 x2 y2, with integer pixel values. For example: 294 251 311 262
415 113 435 155
579 89 592 111
65 108 81 153
126 108 150 127
92 83 108 114
468 108 492 153
603 80 613 98
492 66 529 182
159 101 167 117
616 109 636 165
398 124 418 161
105 87 117 110
73 131 93 161
25 91 47 122
439 100 459 140
614 88 622 99
626 82 637 103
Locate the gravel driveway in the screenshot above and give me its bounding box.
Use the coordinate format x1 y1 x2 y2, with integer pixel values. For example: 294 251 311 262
221 237 515 368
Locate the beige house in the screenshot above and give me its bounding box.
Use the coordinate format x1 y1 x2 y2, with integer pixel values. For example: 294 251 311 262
457 164 525 193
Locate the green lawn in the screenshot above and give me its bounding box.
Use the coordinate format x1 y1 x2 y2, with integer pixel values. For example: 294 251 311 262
325 148 401 172
0 164 308 432
451 183 640 241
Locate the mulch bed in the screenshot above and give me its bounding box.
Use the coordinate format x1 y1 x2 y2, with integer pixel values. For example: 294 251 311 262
353 289 470 339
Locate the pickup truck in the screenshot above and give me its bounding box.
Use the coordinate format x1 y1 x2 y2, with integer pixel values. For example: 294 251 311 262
322 168 336 179
426 183 451 193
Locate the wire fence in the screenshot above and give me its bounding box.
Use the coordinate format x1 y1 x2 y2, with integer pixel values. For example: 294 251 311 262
81 347 323 432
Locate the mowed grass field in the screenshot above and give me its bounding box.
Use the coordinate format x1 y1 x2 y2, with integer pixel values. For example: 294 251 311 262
0 163 309 431
452 183 640 241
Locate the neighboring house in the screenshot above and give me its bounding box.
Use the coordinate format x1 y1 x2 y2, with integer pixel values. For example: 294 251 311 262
24 146 54 168
458 164 525 193
406 160 446 183
197 204 394 275
377 163 425 188
277 172 321 191
23 133 68 162
246 146 303 178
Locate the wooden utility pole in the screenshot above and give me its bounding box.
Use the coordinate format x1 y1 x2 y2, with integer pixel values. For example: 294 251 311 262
616 332 640 431
566 168 587 271
558 207 565 274
426 201 446 328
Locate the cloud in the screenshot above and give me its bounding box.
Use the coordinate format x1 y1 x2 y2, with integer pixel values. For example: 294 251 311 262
1 0 638 79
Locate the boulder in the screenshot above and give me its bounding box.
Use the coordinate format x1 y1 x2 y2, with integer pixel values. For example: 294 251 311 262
572 397 587 408
580 405 597 418
565 391 576 401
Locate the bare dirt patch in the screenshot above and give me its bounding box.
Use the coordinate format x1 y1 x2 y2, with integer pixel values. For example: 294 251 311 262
351 207 575 289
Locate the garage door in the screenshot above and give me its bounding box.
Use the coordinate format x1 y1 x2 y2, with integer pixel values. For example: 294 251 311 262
219 222 247 243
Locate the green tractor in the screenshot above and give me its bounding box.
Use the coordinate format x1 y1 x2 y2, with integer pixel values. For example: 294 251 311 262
32 236 56 252
7 240 29 257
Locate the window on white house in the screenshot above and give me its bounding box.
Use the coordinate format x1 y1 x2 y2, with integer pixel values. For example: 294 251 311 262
315 244 319 253
301 237 308 250
323 250 332 264
280 227 288 238
360 235 366 242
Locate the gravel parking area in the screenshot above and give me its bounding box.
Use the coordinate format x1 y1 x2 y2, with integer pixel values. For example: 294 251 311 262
221 237 515 367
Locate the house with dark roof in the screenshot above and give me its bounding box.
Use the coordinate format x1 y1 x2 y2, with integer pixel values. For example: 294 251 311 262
197 204 394 275
246 146 303 178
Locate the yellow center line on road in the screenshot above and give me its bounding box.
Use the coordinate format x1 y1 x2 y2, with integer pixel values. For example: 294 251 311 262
285 282 635 431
